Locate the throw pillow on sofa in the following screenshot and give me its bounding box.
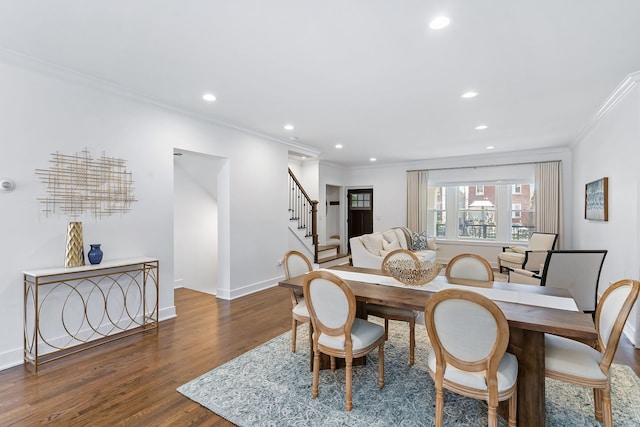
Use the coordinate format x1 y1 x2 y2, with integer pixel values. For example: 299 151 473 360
361 233 385 256
382 229 399 245
411 231 437 251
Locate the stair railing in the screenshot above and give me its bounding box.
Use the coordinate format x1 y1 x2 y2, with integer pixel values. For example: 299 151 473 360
288 168 319 263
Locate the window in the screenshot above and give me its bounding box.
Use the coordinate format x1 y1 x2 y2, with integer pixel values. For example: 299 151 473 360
431 187 447 237
350 192 371 210
427 182 535 242
512 203 522 218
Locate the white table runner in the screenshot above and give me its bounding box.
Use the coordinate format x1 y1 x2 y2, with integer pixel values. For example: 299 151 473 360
319 269 578 312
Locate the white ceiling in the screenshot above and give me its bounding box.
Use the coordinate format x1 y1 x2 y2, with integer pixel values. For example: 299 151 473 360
1 1 640 166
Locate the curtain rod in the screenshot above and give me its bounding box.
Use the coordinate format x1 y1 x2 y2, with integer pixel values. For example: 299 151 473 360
406 160 560 173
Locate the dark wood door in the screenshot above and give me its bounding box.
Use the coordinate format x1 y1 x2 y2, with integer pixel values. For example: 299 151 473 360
347 189 373 252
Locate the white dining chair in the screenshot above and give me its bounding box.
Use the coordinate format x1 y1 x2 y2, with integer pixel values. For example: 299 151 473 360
425 289 518 427
303 270 385 411
367 249 419 364
445 253 494 281
545 279 640 427
283 250 312 352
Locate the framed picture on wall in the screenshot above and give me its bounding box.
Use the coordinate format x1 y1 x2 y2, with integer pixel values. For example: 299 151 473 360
585 177 608 221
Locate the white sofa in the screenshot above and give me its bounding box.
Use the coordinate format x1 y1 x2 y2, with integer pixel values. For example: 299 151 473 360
350 227 437 269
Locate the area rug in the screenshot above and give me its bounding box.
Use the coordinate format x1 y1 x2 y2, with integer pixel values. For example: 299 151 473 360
178 320 640 426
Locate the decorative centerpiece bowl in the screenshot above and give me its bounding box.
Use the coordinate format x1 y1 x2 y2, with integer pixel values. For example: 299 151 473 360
385 259 443 286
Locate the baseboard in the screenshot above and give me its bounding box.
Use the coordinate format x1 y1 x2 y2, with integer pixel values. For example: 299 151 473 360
215 275 285 300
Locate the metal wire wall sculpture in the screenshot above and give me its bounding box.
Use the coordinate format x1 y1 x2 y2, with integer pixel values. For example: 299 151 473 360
36 148 136 219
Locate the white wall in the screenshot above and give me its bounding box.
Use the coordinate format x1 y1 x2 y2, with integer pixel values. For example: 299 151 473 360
0 53 290 370
572 73 640 345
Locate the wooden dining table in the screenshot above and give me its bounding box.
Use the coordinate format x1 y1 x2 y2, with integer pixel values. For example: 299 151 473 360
278 264 597 427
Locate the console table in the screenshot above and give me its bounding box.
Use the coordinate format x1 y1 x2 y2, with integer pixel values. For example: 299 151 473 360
23 257 159 371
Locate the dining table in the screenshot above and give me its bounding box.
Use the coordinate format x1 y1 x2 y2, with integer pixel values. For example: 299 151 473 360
278 264 597 427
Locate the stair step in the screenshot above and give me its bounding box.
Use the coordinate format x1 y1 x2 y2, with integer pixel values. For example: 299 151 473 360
318 254 351 268
318 243 340 251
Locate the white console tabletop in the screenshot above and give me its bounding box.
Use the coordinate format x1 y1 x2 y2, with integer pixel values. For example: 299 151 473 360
23 257 158 277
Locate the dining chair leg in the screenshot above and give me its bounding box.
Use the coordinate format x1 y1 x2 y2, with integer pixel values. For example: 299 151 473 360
312 351 320 399
378 343 384 389
330 356 336 371
346 356 353 411
291 318 297 352
487 404 498 427
601 387 613 427
434 387 444 427
508 389 517 427
594 388 603 421
409 318 415 365
384 319 389 340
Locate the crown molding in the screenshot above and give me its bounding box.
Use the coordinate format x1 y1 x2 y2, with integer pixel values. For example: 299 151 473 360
338 146 571 172
0 47 321 157
574 71 640 143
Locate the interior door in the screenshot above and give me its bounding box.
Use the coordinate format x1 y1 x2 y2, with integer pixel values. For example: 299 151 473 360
347 189 373 252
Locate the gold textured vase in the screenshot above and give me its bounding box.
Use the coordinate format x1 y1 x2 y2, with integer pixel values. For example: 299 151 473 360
65 221 85 268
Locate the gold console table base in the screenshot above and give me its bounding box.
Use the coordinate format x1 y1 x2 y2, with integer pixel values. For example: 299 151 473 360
23 258 159 372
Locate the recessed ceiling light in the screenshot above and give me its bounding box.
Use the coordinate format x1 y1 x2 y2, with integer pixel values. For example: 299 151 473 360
335 144 343 149
475 125 489 130
284 124 294 131
461 91 478 99
369 157 377 162
486 146 495 150
202 93 216 102
429 16 450 30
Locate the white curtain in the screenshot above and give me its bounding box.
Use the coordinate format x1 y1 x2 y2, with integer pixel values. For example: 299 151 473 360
407 170 429 233
535 161 563 249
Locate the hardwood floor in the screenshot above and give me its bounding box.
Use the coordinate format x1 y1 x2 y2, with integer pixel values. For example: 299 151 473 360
0 287 292 426
0 286 638 426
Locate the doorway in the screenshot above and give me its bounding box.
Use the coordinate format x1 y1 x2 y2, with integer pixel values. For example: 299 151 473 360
347 188 374 251
173 149 227 295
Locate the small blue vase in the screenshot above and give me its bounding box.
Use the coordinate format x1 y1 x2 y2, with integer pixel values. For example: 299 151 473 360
88 244 103 265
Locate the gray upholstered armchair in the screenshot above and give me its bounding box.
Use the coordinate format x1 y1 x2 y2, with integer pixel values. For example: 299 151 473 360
497 232 558 273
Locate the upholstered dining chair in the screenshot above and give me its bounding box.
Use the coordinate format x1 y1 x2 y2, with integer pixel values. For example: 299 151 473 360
545 279 640 427
445 253 494 281
367 249 420 365
497 232 558 273
508 250 608 313
283 250 312 353
303 270 385 411
424 289 518 427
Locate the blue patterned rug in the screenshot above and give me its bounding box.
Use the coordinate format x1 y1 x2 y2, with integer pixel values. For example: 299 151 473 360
178 320 640 426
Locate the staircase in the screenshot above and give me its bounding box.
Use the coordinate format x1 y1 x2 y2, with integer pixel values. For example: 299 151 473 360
288 168 350 267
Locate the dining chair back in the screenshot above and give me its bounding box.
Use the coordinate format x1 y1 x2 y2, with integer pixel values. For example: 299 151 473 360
545 279 640 427
283 250 313 352
369 248 419 365
425 289 517 427
445 253 494 281
284 250 313 279
303 270 385 411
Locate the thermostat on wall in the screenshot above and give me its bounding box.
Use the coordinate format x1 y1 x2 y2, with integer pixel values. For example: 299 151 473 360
0 178 16 192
